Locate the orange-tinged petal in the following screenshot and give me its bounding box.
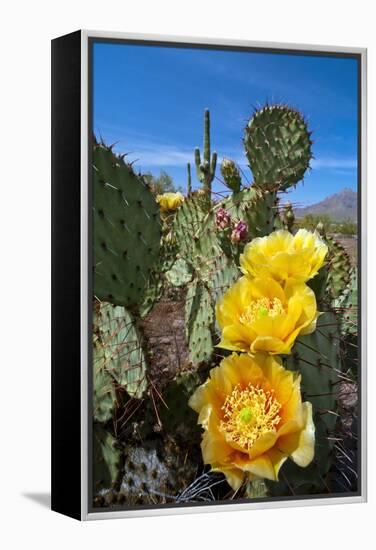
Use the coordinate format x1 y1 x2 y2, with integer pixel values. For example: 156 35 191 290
269 367 295 405
211 464 245 491
241 454 277 481
189 354 316 489
248 431 278 460
277 402 315 467
267 447 289 479
201 430 233 464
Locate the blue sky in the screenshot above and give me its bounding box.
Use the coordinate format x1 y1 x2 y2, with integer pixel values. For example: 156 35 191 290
93 42 358 206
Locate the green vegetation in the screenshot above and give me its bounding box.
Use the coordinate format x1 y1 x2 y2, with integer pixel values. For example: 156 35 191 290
144 170 182 195
297 213 357 235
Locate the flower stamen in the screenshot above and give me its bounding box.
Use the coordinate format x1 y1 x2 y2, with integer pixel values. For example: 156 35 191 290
239 297 285 325
220 384 281 451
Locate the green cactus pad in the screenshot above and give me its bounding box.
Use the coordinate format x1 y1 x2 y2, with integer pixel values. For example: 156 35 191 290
185 280 214 364
172 193 221 274
326 235 352 300
158 372 202 443
166 258 193 287
334 268 358 336
209 255 239 305
220 158 241 193
218 187 276 241
93 341 116 423
94 302 147 399
93 424 121 494
269 312 342 495
93 141 161 309
138 271 164 318
244 104 312 191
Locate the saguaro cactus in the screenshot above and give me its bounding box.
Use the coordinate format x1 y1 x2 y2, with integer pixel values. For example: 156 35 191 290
194 109 217 196
187 162 192 194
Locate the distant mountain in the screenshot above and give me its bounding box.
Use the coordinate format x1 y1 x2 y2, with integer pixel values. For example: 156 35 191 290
294 188 357 222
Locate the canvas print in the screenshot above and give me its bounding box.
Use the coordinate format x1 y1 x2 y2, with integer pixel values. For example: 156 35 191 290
91 41 359 510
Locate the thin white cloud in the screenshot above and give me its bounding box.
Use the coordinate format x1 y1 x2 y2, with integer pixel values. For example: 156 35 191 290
311 157 357 170
129 145 193 167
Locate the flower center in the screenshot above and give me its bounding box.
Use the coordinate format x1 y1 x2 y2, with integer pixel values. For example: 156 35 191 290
239 297 285 325
220 384 281 451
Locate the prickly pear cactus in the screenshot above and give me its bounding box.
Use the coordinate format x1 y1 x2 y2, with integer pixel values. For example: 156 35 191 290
326 235 352 300
172 193 221 275
166 258 193 287
158 372 202 442
269 312 342 495
244 104 312 190
93 424 122 494
220 158 241 193
93 343 116 423
334 268 358 336
185 280 214 364
218 187 277 243
93 140 161 309
209 255 240 305
138 271 164 318
94 302 147 399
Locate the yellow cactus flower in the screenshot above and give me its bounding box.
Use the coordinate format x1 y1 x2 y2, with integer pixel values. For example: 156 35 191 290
216 276 318 355
156 192 185 212
189 353 315 490
240 229 328 284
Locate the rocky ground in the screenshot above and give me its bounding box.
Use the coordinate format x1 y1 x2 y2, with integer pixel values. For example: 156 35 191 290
140 295 191 387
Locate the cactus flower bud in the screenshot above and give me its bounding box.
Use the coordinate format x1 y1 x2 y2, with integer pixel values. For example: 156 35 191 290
231 220 248 243
220 158 241 193
216 207 231 230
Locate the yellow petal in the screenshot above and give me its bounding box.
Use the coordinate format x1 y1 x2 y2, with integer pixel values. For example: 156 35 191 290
291 402 315 467
248 431 278 460
211 464 245 491
250 336 286 354
240 454 277 481
201 426 232 464
248 277 285 304
267 447 289 479
277 402 315 467
240 228 327 284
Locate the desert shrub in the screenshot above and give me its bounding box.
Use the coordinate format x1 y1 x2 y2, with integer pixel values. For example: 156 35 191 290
337 218 357 235
297 213 333 233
